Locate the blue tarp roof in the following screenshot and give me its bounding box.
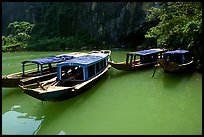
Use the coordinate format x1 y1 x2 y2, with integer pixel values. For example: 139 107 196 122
57 54 108 68
22 55 75 65
163 50 189 55
129 49 164 56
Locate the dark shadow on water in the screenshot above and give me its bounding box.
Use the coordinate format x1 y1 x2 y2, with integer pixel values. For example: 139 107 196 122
161 71 194 89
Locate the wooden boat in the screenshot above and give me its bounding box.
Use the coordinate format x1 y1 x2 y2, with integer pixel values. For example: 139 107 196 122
89 50 111 60
2 52 88 88
157 50 194 72
108 48 167 71
19 52 111 101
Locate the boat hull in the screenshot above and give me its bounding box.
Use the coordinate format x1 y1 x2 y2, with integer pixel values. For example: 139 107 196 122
23 88 75 101
108 61 157 71
2 76 21 87
2 71 57 88
2 52 88 88
22 66 111 101
157 59 194 73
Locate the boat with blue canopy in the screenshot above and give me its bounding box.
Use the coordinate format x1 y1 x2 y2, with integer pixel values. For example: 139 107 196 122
19 52 111 101
2 52 87 88
156 49 194 72
108 48 167 71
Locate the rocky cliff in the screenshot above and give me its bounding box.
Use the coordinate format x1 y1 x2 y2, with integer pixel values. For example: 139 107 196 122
2 2 157 48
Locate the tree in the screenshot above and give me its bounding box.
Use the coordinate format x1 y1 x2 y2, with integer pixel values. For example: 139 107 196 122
145 2 202 70
8 21 34 42
2 21 34 52
145 2 202 49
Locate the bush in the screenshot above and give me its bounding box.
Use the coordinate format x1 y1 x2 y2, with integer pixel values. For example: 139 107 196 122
26 35 101 51
2 43 25 52
2 21 34 52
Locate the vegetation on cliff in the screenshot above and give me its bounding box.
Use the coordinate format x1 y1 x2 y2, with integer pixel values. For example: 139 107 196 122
2 2 202 71
2 21 34 52
145 2 202 71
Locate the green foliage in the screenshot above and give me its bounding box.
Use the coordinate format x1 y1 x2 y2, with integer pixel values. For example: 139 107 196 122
8 21 34 43
26 35 101 51
145 2 202 50
8 21 34 35
145 2 202 71
2 21 34 52
2 35 17 46
2 42 24 52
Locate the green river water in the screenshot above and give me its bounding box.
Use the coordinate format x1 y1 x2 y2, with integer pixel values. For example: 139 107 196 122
2 51 202 135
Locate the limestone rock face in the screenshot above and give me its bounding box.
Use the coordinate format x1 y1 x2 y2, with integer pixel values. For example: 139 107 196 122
2 2 158 48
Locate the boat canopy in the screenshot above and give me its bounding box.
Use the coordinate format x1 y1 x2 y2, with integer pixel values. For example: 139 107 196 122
57 54 108 68
57 54 108 81
128 49 164 56
126 49 165 64
163 50 189 55
22 55 75 65
163 50 190 64
21 55 75 76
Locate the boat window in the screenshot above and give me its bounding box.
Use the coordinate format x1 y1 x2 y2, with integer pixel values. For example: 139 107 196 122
88 64 95 78
61 66 75 76
140 56 148 64
61 66 84 80
101 59 104 69
149 54 158 62
96 61 101 73
103 59 106 67
145 55 149 63
140 54 157 64
184 53 191 63
169 54 181 64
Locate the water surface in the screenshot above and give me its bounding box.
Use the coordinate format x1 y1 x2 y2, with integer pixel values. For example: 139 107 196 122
2 51 202 135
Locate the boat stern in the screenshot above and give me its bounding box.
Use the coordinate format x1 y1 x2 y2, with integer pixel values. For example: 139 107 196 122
2 76 21 87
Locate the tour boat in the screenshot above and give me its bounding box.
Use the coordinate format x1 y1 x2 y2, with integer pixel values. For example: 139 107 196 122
156 49 194 73
108 48 167 71
2 52 87 88
19 52 111 101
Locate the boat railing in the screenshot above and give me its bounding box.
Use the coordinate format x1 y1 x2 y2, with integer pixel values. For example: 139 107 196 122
22 66 56 77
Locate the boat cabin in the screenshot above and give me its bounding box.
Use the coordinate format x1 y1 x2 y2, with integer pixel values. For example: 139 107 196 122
21 55 74 77
126 49 165 64
56 54 109 82
162 50 191 64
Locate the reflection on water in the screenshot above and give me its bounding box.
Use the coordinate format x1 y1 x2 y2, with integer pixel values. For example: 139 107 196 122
2 108 44 135
32 73 111 135
2 51 202 135
161 72 194 89
2 87 45 135
58 130 66 135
